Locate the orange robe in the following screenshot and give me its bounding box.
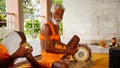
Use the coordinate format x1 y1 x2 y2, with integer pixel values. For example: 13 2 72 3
39 22 66 68
0 43 10 60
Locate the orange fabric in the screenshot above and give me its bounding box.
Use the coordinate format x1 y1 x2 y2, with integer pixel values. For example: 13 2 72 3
40 22 60 40
39 22 64 68
0 43 10 60
38 45 66 68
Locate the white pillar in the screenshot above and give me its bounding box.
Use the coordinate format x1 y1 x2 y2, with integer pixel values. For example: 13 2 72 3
40 0 52 24
6 0 24 32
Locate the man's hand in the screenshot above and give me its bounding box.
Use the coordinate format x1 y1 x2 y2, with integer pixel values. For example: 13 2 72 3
0 43 33 68
66 46 78 55
13 43 33 58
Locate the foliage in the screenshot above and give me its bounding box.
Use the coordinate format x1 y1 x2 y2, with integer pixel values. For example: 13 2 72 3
52 0 62 4
0 38 3 43
0 14 6 21
23 0 40 14
0 0 6 12
0 14 6 27
24 19 40 39
59 20 63 35
23 1 34 14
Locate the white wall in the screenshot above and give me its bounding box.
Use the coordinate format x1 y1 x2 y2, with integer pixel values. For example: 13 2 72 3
62 0 120 44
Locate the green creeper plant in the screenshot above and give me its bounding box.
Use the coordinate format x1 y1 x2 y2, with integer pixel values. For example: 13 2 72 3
24 19 40 39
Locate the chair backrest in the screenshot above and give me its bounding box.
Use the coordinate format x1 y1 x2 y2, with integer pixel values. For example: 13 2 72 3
2 31 26 55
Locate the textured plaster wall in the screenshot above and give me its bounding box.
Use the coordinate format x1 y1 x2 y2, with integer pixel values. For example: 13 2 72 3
62 0 120 44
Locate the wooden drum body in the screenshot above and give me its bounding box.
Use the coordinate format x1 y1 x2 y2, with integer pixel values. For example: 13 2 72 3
73 44 91 62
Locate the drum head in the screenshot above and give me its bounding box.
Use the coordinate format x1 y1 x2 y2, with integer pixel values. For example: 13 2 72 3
73 45 91 62
3 31 25 55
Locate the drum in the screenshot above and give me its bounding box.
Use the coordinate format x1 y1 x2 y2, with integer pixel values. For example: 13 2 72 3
73 44 91 62
3 31 26 55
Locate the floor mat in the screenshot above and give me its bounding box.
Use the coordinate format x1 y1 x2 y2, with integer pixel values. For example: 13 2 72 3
14 53 109 68
91 53 109 68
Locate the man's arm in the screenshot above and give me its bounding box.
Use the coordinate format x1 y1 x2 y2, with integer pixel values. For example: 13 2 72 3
21 43 42 68
26 54 42 68
0 45 28 68
43 24 78 55
0 43 37 68
0 53 19 68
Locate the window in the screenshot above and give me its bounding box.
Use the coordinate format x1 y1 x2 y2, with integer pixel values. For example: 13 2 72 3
23 0 41 41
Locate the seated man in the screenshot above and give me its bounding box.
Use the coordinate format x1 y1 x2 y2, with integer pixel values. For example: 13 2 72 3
0 31 41 68
39 3 80 68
